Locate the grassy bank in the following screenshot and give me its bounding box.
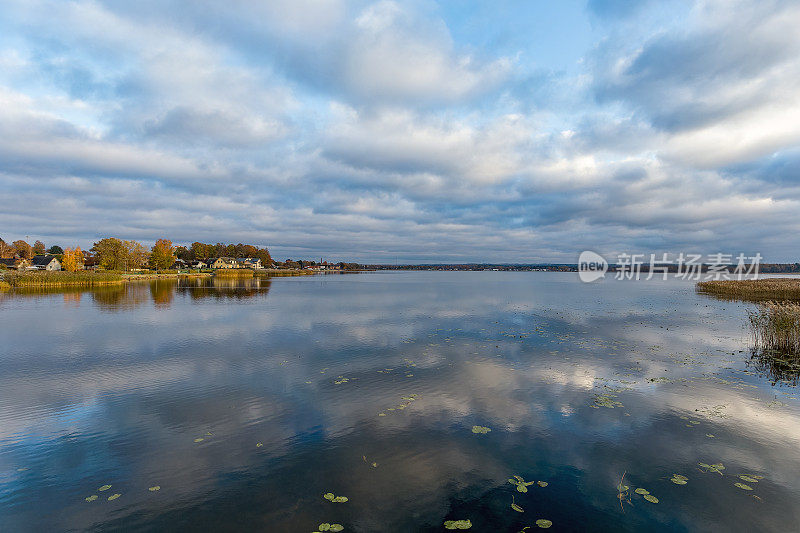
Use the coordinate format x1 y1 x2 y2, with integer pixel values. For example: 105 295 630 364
2 270 124 287
0 280 10 291
254 269 316 277
697 278 800 300
749 302 800 355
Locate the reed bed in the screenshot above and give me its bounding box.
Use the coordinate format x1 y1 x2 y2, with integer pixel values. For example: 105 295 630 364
213 268 254 278
748 301 800 355
697 278 800 300
2 270 124 287
254 269 316 277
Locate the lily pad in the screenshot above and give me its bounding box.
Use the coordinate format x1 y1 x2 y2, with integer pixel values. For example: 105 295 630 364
98 485 112 491
85 495 98 502
734 482 753 491
671 478 687 485
329 525 344 533
634 488 649 495
108 493 121 501
537 481 548 487
516 484 528 493
535 519 553 528
643 494 659 503
318 524 331 531
333 496 349 503
194 438 204 443
511 503 524 512
444 519 472 529
323 492 335 501
149 485 160 491
471 426 491 434
739 475 758 483
256 443 263 448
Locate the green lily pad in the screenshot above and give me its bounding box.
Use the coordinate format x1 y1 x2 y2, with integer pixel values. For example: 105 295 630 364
148 486 160 491
318 524 331 531
671 478 687 485
643 494 659 503
516 484 528 493
323 493 335 501
734 482 753 490
194 438 204 443
617 484 629 492
673 474 688 481
444 519 472 529
471 426 491 434
535 519 553 528
537 481 548 487
634 488 649 495
739 475 758 483
329 525 344 533
256 443 263 448
85 495 98 502
108 493 121 501
333 496 349 503
511 503 524 512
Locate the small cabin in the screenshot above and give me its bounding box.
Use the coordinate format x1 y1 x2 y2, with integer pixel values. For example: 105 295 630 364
31 255 61 271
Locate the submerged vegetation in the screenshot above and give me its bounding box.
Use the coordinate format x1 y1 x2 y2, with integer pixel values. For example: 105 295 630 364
2 270 123 287
748 302 800 355
697 278 800 300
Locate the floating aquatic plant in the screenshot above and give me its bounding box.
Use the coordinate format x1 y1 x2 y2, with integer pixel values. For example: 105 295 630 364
634 488 649 495
317 523 344 532
323 492 348 503
194 438 204 443
98 485 112 491
535 519 552 528
443 519 472 529
149 486 160 491
471 425 491 434
508 475 535 493
537 481 548 487
85 495 98 502
108 493 121 501
698 462 725 475
643 494 659 503
734 482 753 491
738 475 759 483
670 474 688 485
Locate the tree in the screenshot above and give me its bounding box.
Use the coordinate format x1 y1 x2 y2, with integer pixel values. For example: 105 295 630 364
33 240 46 255
92 238 127 270
48 245 63 255
150 239 176 270
62 247 84 272
12 240 32 259
0 238 14 258
125 240 149 269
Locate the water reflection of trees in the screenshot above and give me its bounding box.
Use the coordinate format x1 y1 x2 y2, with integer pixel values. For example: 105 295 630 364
747 348 800 386
177 276 272 300
90 282 151 311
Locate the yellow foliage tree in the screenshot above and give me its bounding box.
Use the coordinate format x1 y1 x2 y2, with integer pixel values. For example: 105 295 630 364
62 247 85 272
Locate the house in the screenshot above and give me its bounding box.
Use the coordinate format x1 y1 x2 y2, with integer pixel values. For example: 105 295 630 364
235 257 262 269
189 260 207 269
208 257 237 269
0 257 29 270
171 258 188 269
31 255 61 271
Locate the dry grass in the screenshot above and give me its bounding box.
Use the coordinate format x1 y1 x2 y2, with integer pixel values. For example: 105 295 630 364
748 302 800 355
213 268 254 278
697 278 800 300
2 270 123 287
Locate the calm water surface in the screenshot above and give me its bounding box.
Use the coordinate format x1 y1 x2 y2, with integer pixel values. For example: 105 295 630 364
1 272 799 532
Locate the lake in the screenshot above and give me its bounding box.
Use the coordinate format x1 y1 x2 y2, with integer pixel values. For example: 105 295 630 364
1 272 799 532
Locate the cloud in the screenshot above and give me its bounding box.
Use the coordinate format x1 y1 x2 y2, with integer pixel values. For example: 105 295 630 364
0 0 799 261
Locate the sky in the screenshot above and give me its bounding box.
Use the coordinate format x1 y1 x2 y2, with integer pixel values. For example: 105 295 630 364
0 0 799 263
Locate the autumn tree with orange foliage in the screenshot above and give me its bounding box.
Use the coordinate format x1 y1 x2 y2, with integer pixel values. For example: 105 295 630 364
149 239 176 270
62 247 85 272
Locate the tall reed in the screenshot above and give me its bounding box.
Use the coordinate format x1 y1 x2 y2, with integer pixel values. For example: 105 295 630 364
748 301 800 355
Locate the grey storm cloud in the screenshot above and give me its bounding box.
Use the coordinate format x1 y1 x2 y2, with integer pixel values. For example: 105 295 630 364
0 0 799 262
